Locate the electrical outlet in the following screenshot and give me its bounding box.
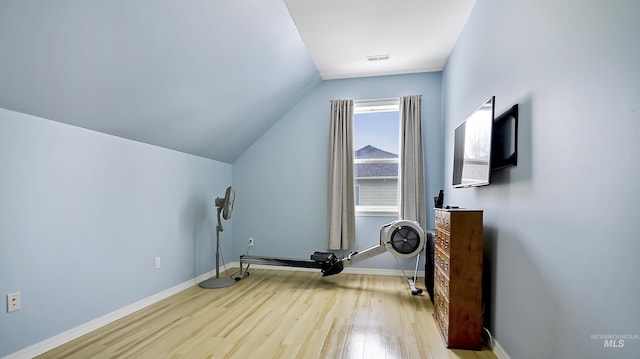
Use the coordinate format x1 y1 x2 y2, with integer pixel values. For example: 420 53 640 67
248 238 254 246
7 292 20 313
155 257 161 269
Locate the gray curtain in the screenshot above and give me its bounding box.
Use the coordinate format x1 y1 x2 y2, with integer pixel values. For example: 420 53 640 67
328 99 356 250
400 95 427 231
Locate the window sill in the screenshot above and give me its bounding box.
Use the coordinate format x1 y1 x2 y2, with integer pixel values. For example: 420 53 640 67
356 207 399 217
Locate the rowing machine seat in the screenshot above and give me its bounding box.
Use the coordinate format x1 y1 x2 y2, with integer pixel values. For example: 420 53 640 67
310 252 344 276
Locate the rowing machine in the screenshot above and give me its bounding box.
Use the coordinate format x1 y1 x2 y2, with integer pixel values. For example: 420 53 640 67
236 219 426 295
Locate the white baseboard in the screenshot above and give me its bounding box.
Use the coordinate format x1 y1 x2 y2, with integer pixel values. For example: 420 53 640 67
493 339 511 359
4 263 424 359
2 270 215 359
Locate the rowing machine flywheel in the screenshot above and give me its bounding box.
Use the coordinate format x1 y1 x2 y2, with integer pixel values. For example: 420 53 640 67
381 219 425 258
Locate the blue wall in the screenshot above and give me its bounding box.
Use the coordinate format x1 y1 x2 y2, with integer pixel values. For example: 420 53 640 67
443 0 640 358
0 108 232 356
232 73 443 270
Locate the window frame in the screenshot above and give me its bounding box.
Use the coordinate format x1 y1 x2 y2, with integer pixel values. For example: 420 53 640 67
353 98 401 217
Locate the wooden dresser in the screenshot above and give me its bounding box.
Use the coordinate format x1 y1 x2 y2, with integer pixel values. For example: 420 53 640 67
432 208 483 349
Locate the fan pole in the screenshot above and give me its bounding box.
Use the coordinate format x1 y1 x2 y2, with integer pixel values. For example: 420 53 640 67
215 220 221 279
199 207 236 289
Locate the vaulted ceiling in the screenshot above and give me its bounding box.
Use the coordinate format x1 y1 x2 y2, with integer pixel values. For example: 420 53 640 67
0 0 473 163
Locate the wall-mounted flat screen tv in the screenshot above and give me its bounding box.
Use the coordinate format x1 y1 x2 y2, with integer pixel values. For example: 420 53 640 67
452 96 495 188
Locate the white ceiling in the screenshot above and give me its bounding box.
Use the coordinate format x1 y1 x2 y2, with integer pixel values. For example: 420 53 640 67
0 0 475 163
285 0 475 79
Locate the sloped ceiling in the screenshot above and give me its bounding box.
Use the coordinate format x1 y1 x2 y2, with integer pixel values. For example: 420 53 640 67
0 0 320 163
0 0 474 163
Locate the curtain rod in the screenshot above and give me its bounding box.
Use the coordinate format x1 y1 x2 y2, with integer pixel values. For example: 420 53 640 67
353 97 400 103
330 95 421 104
329 97 400 104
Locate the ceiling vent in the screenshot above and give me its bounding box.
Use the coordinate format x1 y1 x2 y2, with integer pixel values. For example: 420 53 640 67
366 54 390 62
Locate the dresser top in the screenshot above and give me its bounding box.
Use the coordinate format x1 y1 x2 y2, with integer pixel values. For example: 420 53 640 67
434 207 483 212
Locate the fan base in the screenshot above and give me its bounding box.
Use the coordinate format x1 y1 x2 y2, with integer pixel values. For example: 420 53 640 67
199 277 236 289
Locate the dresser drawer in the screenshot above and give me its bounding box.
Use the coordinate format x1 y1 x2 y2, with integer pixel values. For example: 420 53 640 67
434 246 450 277
434 286 450 319
434 210 451 232
434 231 450 254
432 307 450 345
434 267 449 301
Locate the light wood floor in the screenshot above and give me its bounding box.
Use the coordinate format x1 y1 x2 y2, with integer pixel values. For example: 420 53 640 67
37 269 497 359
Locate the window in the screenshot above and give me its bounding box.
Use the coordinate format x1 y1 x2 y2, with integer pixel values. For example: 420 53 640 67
353 99 400 216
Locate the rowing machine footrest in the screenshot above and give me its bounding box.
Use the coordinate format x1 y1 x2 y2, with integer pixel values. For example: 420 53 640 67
310 251 336 263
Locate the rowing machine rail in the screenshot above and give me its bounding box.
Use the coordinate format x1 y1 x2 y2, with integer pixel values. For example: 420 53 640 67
235 219 425 295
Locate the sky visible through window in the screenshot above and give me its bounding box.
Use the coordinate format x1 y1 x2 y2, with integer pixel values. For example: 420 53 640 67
353 110 399 154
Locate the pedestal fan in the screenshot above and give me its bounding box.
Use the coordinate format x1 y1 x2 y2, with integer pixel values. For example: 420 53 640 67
199 186 235 289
